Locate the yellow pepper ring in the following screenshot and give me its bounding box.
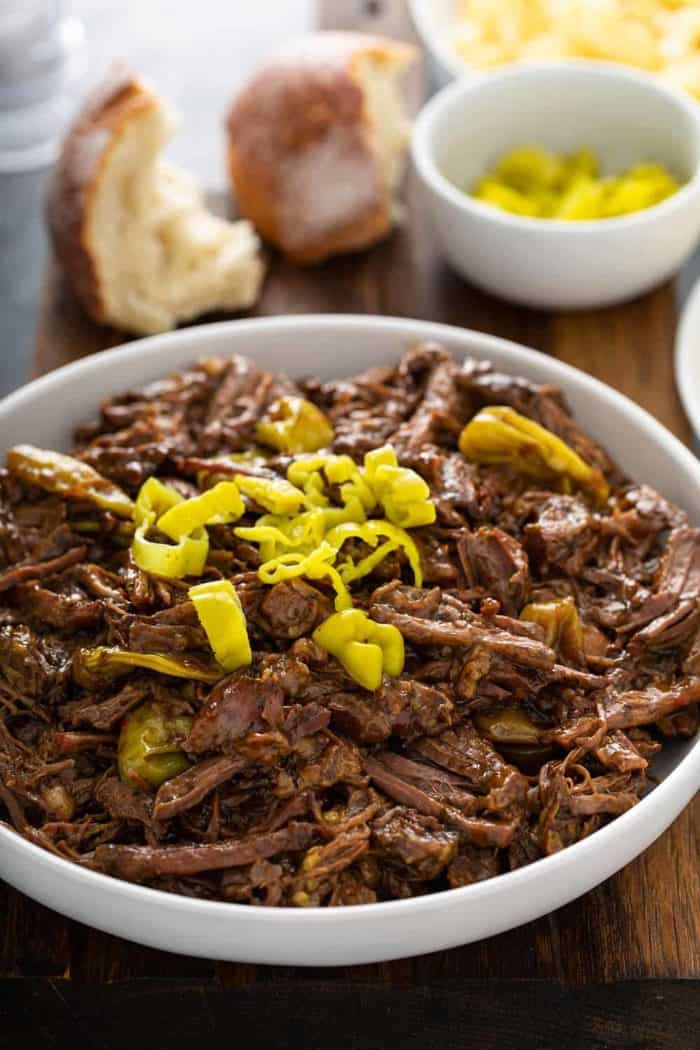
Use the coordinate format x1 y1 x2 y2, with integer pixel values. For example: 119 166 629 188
133 477 183 523
313 609 405 690
258 541 353 611
287 453 369 511
235 506 328 562
132 522 209 579
157 481 245 540
189 579 252 672
363 445 436 528
131 478 210 579
325 520 424 588
233 474 305 515
232 445 433 603
338 539 399 584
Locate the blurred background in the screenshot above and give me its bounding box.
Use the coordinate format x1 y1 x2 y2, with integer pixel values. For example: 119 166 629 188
3 0 700 398
0 0 314 395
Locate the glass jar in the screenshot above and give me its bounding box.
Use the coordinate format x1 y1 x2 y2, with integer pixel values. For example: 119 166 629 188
0 0 85 172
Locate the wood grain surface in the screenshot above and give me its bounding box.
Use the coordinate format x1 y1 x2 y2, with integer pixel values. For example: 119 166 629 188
4 0 698 1011
1 978 699 1050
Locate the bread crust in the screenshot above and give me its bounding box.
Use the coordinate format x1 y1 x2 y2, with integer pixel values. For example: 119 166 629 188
47 67 160 325
225 32 416 265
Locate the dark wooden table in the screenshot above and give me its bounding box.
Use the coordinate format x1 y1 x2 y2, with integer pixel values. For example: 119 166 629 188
2 2 699 1047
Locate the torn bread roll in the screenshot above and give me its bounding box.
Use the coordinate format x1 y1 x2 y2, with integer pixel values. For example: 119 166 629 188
225 32 417 265
48 69 265 336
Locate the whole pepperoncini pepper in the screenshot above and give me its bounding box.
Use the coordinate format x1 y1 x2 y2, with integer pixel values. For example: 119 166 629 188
520 596 584 664
118 700 192 789
72 646 223 689
7 445 134 518
458 406 609 504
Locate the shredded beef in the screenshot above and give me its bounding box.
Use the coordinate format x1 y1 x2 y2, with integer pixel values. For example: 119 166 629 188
457 527 530 615
258 579 330 639
372 807 458 880
0 344 696 907
153 755 248 820
93 821 318 881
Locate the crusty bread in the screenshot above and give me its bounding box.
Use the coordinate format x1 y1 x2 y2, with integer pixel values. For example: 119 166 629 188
225 32 417 265
48 68 265 335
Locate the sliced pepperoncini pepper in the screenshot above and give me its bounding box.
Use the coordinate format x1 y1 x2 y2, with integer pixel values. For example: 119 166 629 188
458 406 609 504
287 453 374 515
133 477 182 522
287 455 331 508
235 506 328 562
233 474 305 515
363 446 436 528
256 396 334 454
520 596 584 664
131 529 209 579
157 480 244 539
131 477 209 579
313 609 405 690
7 444 134 518
325 519 424 587
233 446 430 604
118 700 192 789
188 579 252 672
258 540 352 610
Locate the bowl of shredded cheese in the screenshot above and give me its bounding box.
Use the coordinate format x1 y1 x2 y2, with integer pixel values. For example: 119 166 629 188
409 0 700 98
412 60 700 309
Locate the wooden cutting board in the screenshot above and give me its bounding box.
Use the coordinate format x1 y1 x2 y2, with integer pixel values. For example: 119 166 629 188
4 0 698 1032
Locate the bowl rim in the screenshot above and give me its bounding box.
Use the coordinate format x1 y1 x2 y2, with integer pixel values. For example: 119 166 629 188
412 59 700 235
1 312 699 925
407 0 467 80
675 274 700 441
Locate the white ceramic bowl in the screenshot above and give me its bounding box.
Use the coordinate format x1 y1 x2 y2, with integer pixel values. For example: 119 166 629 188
408 0 464 89
412 62 700 310
675 275 700 441
1 315 699 965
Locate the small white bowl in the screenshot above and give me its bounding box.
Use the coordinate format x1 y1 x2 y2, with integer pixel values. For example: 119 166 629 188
412 62 700 310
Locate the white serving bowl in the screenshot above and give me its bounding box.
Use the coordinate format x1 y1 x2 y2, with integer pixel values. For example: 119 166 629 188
412 62 700 310
675 274 700 441
408 0 464 89
0 315 699 965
